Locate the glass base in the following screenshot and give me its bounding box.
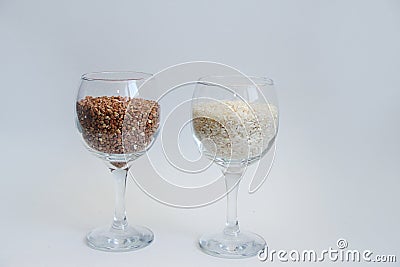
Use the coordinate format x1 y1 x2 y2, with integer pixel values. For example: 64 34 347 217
86 225 153 252
199 230 266 259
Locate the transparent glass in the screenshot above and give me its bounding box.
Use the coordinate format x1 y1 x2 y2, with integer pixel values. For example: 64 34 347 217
192 75 279 258
75 71 160 251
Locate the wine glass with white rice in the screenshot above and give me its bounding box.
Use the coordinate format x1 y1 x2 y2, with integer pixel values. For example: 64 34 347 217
192 75 278 259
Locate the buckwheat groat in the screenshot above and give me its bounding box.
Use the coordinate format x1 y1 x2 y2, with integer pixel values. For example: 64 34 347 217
76 96 160 154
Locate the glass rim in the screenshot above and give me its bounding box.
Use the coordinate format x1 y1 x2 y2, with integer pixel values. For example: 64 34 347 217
198 75 274 86
81 71 152 82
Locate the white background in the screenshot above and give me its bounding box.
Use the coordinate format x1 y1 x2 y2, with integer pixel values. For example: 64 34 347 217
0 0 399 266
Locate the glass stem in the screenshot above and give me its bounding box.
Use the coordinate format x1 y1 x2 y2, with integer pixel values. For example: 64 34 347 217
223 167 243 236
110 168 128 231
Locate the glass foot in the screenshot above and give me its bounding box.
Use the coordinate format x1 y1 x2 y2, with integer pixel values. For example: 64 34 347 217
86 225 153 252
199 231 265 258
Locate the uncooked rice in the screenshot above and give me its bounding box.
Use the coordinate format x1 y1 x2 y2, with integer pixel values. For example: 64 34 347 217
192 100 278 160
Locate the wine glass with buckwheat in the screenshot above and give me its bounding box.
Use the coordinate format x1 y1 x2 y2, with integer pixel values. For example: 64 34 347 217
75 71 160 251
192 75 279 258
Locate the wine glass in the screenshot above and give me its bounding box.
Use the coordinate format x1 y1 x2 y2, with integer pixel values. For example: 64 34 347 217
75 71 160 251
192 75 278 258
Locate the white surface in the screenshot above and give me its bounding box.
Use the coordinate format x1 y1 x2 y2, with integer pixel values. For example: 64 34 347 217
0 0 399 266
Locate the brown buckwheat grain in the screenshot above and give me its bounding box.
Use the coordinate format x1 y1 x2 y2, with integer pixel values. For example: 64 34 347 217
76 96 160 154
